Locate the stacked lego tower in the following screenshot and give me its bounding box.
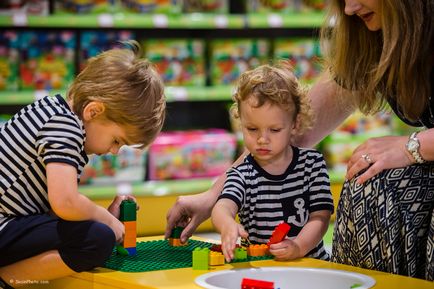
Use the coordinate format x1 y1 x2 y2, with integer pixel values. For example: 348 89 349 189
118 200 137 255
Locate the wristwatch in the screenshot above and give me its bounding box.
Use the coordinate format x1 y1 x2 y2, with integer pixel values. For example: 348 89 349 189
406 132 426 164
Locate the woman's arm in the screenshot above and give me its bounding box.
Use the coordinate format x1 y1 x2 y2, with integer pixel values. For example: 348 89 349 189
295 72 357 148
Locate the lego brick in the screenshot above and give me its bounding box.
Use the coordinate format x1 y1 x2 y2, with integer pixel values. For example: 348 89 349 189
247 244 269 257
125 247 137 256
209 251 224 266
192 247 209 270
119 200 137 221
241 277 274 289
267 222 291 245
123 236 137 248
234 247 247 260
170 226 184 238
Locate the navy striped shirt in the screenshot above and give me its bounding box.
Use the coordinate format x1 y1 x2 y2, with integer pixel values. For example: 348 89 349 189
0 95 88 232
218 146 334 260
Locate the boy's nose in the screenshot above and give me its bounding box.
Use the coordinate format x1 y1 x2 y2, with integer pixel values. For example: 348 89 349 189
344 0 362 16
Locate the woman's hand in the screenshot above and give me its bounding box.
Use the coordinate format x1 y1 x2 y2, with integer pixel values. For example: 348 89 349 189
165 191 216 243
346 135 414 184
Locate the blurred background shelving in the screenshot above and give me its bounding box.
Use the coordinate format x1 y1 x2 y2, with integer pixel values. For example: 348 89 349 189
0 0 412 236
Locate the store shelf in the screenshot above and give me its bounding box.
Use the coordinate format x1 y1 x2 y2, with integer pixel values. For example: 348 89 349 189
79 177 215 200
247 12 324 28
0 12 323 29
80 172 344 200
0 86 233 106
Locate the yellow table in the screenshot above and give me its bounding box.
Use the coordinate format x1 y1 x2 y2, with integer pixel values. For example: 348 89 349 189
22 236 433 289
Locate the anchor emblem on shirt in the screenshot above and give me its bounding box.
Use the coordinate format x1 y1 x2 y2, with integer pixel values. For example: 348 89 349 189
286 198 307 227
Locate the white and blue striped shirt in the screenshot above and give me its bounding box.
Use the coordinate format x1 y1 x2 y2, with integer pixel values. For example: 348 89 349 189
0 95 88 232
218 147 334 260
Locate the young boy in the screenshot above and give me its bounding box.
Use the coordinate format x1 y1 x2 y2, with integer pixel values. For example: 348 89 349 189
211 62 334 262
0 40 166 288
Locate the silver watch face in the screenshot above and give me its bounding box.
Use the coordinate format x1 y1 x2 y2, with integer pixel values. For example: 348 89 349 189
407 139 419 151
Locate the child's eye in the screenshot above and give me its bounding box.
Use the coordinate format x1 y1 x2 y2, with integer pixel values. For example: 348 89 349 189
246 127 257 131
271 129 282 133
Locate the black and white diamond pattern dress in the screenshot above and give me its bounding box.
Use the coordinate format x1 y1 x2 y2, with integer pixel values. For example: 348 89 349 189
332 163 434 280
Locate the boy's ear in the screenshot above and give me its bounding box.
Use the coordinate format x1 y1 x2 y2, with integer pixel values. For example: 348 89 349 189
83 101 105 121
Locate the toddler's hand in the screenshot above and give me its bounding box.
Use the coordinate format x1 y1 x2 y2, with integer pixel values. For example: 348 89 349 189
108 195 139 218
221 223 248 262
268 238 301 261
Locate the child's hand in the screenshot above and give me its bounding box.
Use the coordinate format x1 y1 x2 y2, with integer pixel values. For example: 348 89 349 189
108 195 139 218
220 222 248 262
110 217 125 244
268 238 301 261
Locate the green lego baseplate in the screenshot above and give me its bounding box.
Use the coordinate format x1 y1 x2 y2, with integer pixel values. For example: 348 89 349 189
104 239 273 272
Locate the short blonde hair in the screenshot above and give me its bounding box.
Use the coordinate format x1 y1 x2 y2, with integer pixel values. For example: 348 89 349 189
231 61 313 135
67 40 166 149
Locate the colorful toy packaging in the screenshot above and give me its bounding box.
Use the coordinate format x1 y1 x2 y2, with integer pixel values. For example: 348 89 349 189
143 39 205 86
210 39 269 86
120 0 182 14
80 30 135 72
183 0 228 13
55 0 117 14
274 37 322 83
18 31 76 90
247 0 300 13
0 30 19 91
0 0 49 16
322 111 393 174
247 0 326 13
148 129 236 180
80 146 147 185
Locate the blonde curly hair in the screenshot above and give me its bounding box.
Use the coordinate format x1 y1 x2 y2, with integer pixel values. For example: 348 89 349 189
231 61 313 136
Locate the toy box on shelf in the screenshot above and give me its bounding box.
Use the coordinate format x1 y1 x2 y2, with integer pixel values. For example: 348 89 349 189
143 39 205 87
247 0 326 13
80 146 147 186
274 37 322 83
183 0 228 13
0 30 19 91
55 0 118 14
210 39 269 86
0 0 49 16
120 0 182 14
322 111 393 175
148 129 237 180
18 31 76 91
79 30 135 72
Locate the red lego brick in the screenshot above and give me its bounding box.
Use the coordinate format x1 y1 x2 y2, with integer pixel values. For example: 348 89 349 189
267 222 291 245
241 277 274 289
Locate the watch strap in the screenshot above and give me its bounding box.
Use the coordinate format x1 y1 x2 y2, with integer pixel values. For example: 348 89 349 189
408 132 426 164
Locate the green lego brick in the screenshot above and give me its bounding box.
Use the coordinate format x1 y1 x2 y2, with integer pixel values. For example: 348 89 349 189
119 200 136 221
192 247 209 270
170 226 184 238
104 240 273 272
234 247 247 260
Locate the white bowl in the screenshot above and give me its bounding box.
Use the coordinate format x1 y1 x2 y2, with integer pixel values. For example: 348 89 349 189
195 267 376 289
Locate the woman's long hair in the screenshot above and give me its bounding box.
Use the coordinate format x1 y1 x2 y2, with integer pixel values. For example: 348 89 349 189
321 0 433 121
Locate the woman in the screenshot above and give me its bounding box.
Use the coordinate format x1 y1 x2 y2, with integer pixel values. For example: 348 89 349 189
316 0 434 281
166 0 434 280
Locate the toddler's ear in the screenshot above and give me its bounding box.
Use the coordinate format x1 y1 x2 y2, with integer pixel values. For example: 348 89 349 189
83 101 105 121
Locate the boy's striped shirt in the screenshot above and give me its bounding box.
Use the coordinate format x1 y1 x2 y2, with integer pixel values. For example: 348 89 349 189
0 95 88 232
